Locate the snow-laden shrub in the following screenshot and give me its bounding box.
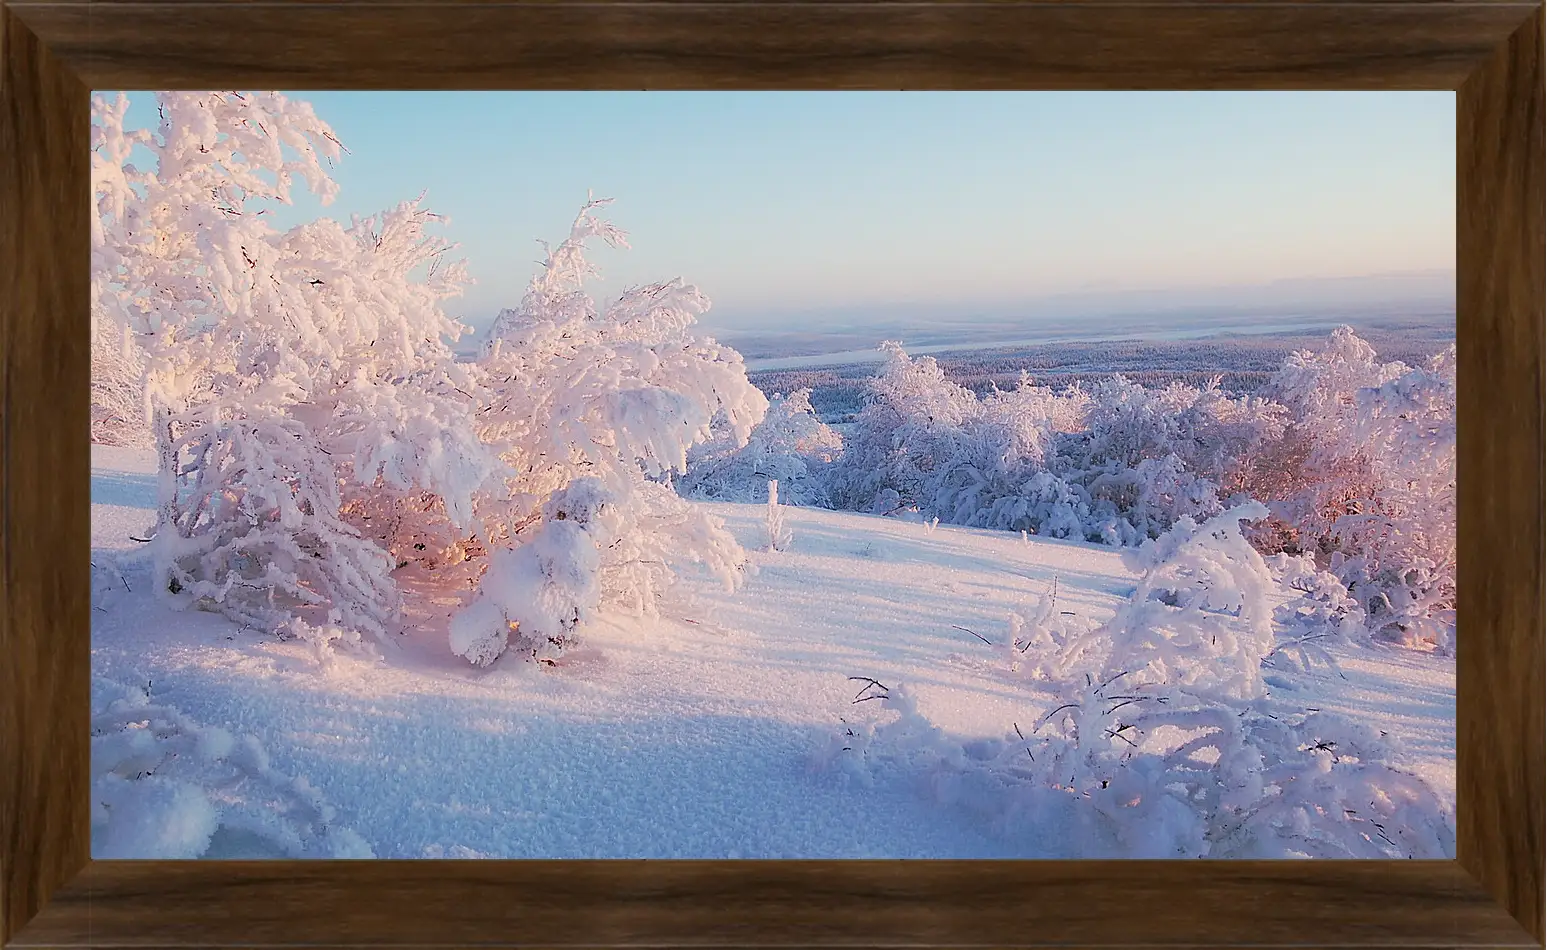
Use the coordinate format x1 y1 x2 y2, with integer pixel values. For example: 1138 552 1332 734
1240 328 1455 651
1015 680 1456 858
1055 502 1277 701
680 389 841 506
151 416 402 640
973 471 1091 539
825 345 1278 547
984 372 1093 439
454 199 765 665
949 501 1447 856
1262 552 1366 673
451 473 748 666
1003 589 1080 681
475 198 767 522
92 679 372 858
93 92 497 644
1336 346 1456 650
821 512 1454 858
1333 552 1456 653
826 342 979 514
1076 374 1285 482
1077 375 1203 471
1240 328 1402 555
90 308 151 446
450 492 604 667
1081 454 1223 547
765 480 793 552
1041 375 1284 545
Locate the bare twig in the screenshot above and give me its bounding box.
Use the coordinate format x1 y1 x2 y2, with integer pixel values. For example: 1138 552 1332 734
1105 724 1139 748
951 624 994 646
1095 670 1131 693
1013 722 1035 762
1034 703 1080 732
847 676 890 703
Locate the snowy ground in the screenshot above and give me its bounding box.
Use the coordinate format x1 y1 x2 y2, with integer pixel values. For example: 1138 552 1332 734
90 444 1455 858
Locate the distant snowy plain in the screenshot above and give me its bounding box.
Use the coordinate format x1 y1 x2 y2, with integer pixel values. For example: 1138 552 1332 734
91 444 1455 859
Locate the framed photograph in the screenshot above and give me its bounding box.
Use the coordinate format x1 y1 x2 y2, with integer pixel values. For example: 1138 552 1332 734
2 2 1541 947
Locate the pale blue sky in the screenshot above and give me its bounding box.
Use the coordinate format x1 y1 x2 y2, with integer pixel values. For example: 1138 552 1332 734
112 91 1455 332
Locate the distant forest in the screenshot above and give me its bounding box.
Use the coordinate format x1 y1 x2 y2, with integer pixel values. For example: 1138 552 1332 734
749 323 1455 423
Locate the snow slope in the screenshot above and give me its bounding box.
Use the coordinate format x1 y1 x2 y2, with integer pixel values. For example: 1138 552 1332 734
90 445 1455 858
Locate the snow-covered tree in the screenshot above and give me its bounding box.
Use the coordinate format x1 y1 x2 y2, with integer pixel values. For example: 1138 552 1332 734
450 199 767 665
1336 345 1457 648
1071 374 1283 511
1240 327 1402 553
827 342 979 514
90 305 152 446
1053 502 1277 701
92 91 496 644
680 388 842 506
827 344 1276 546
1241 328 1455 649
823 498 1453 859
765 479 793 552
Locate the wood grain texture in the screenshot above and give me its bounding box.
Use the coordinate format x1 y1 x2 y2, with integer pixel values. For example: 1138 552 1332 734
10 860 1543 947
1456 5 1547 944
3 1 1536 91
0 0 1542 947
0 4 91 947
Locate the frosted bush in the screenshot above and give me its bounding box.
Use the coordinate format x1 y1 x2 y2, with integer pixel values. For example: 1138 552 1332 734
90 307 151 446
824 527 1454 858
1077 375 1283 482
152 416 402 641
1338 347 1456 649
1003 594 1070 680
1244 328 1455 650
825 344 1278 547
450 517 602 667
826 342 979 514
1053 502 1277 701
456 198 766 664
1082 455 1223 545
819 494 1457 857
1262 553 1365 673
681 389 841 506
452 472 748 666
93 91 496 646
765 480 793 552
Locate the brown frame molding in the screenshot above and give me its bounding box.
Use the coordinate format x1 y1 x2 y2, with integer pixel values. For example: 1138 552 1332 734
2 2 1541 946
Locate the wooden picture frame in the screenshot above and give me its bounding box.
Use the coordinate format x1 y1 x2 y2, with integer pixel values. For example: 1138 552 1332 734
2 1 1541 946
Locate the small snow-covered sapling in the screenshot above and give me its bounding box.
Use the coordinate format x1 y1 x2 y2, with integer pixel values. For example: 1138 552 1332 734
766 479 793 552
